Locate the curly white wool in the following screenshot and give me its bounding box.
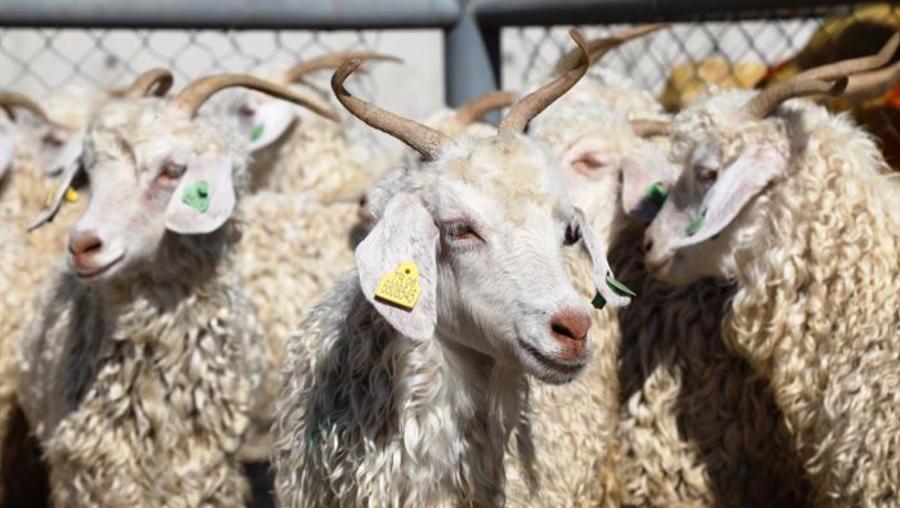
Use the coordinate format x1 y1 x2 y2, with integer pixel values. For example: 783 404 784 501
13 97 269 507
678 92 900 506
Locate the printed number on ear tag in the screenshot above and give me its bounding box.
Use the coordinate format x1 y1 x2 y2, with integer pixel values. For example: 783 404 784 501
250 124 264 141
374 261 422 311
592 273 637 310
644 182 668 207
182 181 211 213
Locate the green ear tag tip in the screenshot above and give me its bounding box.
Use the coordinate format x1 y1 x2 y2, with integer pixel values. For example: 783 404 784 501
606 273 637 297
644 182 668 207
250 124 264 141
182 181 211 213
686 211 706 237
591 292 607 310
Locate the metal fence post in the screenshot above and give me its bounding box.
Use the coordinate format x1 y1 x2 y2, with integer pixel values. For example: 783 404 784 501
444 1 501 121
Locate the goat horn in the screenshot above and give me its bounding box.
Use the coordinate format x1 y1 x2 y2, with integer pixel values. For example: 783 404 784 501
332 58 451 161
172 73 338 121
500 28 591 134
454 90 519 126
630 119 670 137
796 32 899 82
0 90 52 123
744 77 848 120
109 68 173 99
842 59 900 102
552 23 667 76
285 51 402 83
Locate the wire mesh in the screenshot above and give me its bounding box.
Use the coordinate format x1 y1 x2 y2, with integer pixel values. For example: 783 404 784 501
0 29 387 97
1 3 899 163
502 2 900 164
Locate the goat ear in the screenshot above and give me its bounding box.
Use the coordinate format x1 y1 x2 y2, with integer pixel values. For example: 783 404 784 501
621 146 678 223
560 137 617 178
0 126 13 181
247 100 297 152
164 152 236 234
41 128 84 177
355 192 439 341
28 159 84 232
576 210 631 308
678 144 787 247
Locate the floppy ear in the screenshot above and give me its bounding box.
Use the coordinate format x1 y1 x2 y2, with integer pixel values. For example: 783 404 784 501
28 159 84 232
576 210 631 308
621 146 678 222
164 152 236 234
355 192 439 341
247 100 297 152
560 137 617 178
41 129 84 177
678 144 787 247
0 126 14 181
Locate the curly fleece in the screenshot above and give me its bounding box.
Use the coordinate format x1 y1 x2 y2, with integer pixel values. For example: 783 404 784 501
13 99 269 508
703 98 900 506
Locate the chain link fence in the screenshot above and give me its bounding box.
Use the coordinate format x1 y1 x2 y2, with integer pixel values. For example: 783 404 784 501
2 2 898 161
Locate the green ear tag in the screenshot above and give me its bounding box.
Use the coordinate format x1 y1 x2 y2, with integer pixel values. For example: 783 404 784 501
592 274 637 310
182 181 211 213
606 273 637 297
591 292 607 310
250 124 264 141
644 182 668 207
686 211 706 237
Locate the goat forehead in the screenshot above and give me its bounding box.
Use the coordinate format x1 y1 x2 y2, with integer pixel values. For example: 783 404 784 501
440 136 566 208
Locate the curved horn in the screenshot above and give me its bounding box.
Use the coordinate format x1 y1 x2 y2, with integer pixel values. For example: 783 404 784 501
284 51 402 83
552 23 667 76
500 28 591 134
744 77 848 120
0 90 51 123
172 73 338 121
331 59 451 161
109 68 173 99
630 119 670 137
842 59 900 102
454 90 519 126
796 32 899 82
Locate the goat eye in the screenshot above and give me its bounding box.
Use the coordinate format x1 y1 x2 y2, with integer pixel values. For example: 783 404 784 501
238 104 255 117
696 166 717 185
156 160 187 185
446 222 482 243
42 132 64 147
564 223 581 246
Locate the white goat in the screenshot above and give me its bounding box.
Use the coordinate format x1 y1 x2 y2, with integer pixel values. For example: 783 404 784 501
223 52 396 198
0 76 176 502
274 30 634 507
644 36 900 507
14 69 334 507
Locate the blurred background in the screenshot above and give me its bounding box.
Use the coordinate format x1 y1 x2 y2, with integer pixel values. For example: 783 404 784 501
2 1 898 161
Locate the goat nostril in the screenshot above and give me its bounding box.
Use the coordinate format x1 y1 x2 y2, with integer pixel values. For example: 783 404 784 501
643 238 654 253
550 310 591 343
70 232 103 257
551 322 574 339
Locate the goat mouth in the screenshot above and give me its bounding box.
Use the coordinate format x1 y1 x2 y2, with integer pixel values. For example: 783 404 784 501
517 338 586 376
72 253 125 280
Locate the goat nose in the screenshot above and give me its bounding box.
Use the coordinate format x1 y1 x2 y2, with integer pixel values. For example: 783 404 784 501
69 231 103 257
643 237 654 254
550 309 591 344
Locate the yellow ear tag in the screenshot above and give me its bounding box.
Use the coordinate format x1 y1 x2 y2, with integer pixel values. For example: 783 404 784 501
63 188 79 203
374 261 422 311
45 188 79 206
